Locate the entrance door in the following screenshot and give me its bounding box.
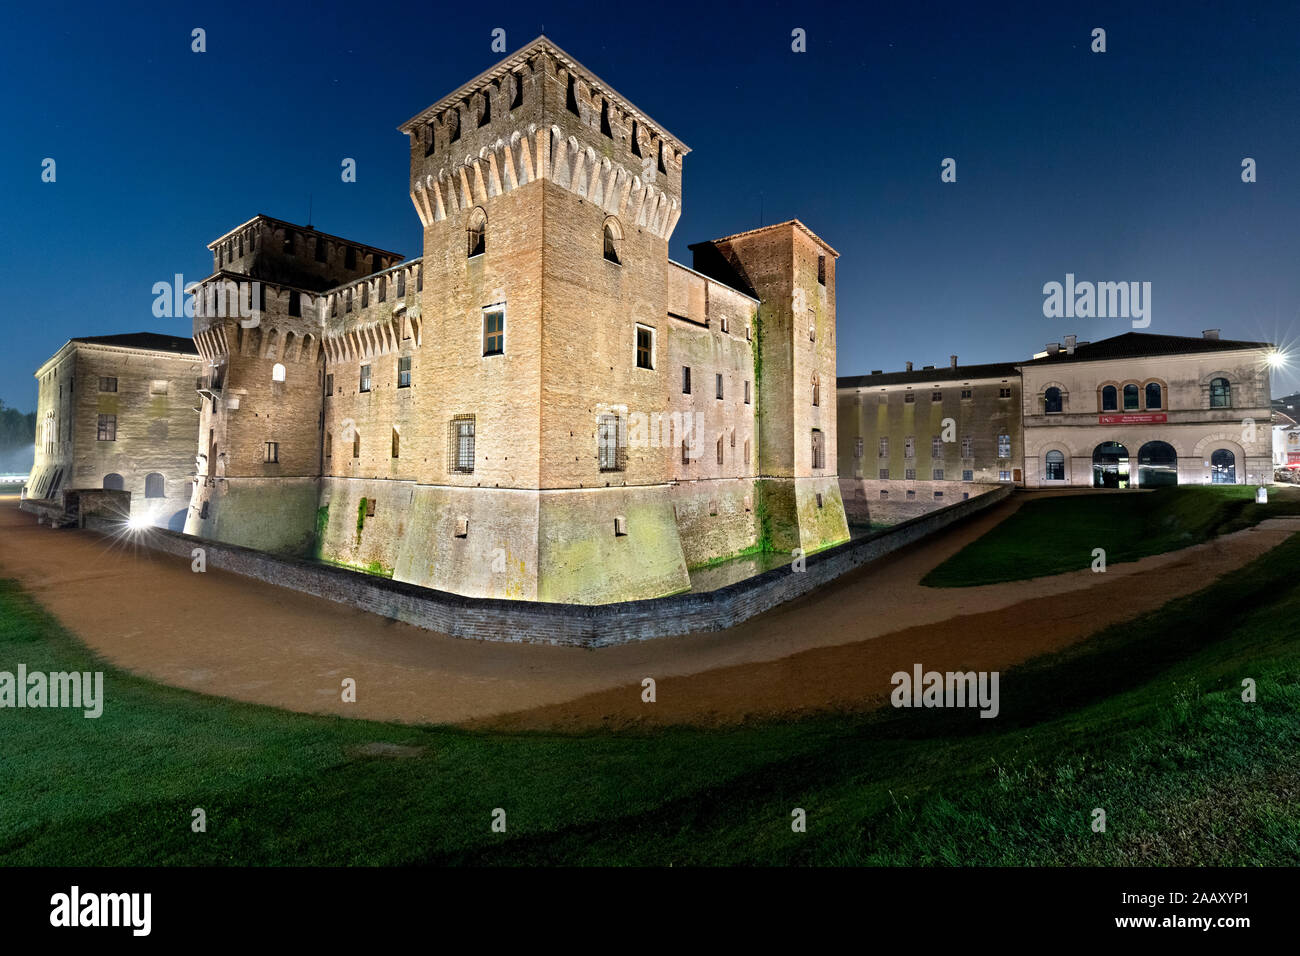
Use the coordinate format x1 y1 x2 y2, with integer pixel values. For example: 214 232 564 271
1211 448 1236 484
1137 441 1178 487
1092 442 1130 488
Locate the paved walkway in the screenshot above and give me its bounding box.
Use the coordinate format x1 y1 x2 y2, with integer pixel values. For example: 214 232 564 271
0 494 1291 729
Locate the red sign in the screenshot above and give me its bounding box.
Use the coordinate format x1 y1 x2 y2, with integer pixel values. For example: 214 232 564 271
1098 414 1168 425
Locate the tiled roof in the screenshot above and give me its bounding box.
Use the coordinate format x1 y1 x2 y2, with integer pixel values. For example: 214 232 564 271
1024 331 1272 365
838 362 1021 389
71 332 198 355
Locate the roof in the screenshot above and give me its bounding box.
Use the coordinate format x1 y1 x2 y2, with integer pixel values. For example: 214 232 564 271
838 361 1021 389
70 332 198 355
396 36 689 154
1022 331 1273 366
208 214 405 259
689 219 840 258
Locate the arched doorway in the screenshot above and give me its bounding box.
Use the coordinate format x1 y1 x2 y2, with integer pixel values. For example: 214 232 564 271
1211 448 1236 484
1137 441 1178 487
103 473 124 491
1092 442 1130 488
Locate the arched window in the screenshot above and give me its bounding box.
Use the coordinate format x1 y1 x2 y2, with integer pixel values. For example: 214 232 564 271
1211 448 1236 483
145 473 165 498
1045 450 1065 481
812 372 820 407
272 362 286 382
811 429 825 469
467 207 486 258
1145 382 1162 410
1044 387 1062 414
1210 377 1231 408
1101 385 1118 411
603 218 622 264
1123 384 1139 410
103 473 124 491
1137 441 1177 487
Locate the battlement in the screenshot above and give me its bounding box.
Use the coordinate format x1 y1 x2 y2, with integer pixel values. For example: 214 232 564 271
208 215 405 293
404 37 685 241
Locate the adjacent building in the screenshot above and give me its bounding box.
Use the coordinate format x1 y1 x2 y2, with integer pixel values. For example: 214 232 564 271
26 333 201 528
838 330 1277 520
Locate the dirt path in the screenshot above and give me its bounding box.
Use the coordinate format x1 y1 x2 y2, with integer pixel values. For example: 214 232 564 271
0 494 1292 730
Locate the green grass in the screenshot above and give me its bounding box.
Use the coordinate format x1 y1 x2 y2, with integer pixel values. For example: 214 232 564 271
922 485 1300 587
3 530 1300 865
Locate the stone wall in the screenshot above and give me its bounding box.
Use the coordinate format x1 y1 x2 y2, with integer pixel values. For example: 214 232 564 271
83 484 1012 646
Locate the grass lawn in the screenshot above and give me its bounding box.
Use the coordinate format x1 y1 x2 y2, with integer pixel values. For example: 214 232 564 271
922 485 1300 588
2 530 1300 865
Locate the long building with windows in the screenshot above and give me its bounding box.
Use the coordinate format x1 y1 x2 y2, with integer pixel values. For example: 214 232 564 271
179 36 848 604
838 330 1276 521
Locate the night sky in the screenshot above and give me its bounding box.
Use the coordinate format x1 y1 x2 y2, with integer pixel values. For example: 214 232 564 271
2 0 1298 414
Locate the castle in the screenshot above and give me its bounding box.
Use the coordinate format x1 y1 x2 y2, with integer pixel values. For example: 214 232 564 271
183 37 849 603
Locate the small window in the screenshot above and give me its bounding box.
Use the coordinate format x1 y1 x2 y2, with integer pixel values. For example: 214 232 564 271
961 436 973 458
264 441 279 463
682 366 692 394
598 413 623 472
744 439 750 466
812 373 820 407
997 433 1011 458
391 428 400 458
811 429 825 469
933 469 944 480
325 373 334 396
360 364 372 392
853 437 864 459
1044 387 1062 413
999 470 1012 481
353 431 360 458
904 436 915 458
879 437 889 457
1101 385 1118 411
289 290 301 316
272 363 286 383
451 416 475 473
905 468 916 481
932 436 944 459
345 247 357 269
99 377 117 393
483 307 505 356
397 270 406 297
815 493 824 509
879 468 889 479
715 373 724 400
904 392 915 404
367 498 377 517
1145 382 1162 410
961 388 972 400
346 290 353 313
148 380 168 395
744 381 751 405
398 355 412 388
454 516 469 538
962 469 973 481
613 515 627 536
467 208 487 258
1210 377 1230 408
144 473 165 498
931 391 942 402
635 324 655 370
315 238 327 263
283 229 294 254
817 255 826 286
361 283 369 308
603 220 621 264
681 439 690 465
999 387 1012 398
378 276 387 303
325 432 332 459
97 414 116 441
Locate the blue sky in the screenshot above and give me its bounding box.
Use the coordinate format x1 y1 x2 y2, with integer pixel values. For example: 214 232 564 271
2 0 1298 412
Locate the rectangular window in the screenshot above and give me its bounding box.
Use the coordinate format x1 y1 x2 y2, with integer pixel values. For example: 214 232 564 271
879 437 889 457
345 247 356 269
961 436 973 458
325 373 333 396
744 381 751 404
817 255 826 286
398 356 412 388
598 413 623 472
483 307 505 356
635 324 655 369
361 283 369 308
353 432 360 458
149 380 168 395
96 414 116 441
997 434 1011 458
325 433 332 459
397 270 406 297
99 377 117 393
811 429 825 469
931 391 942 402
391 428 400 458
450 416 475 473
999 470 1011 481
962 469 973 481
360 364 372 393
378 277 387 303
879 468 889 479
932 436 944 459
289 290 301 317
744 439 750 466
961 388 972 400
264 441 279 463
854 437 864 459
905 468 916 480
904 391 915 403
681 439 690 465
999 387 1012 398
716 436 724 465
682 366 691 394
904 436 915 458
315 238 327 263
933 469 944 480
715 373 724 400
